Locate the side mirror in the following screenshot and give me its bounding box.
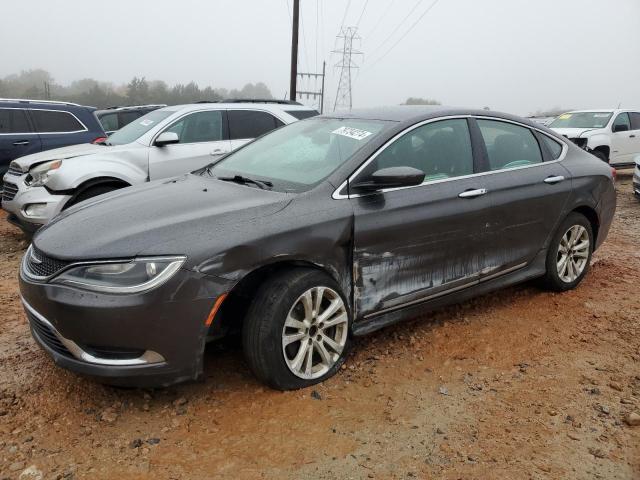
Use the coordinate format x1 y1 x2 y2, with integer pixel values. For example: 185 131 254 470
613 123 629 133
154 131 180 146
351 166 425 192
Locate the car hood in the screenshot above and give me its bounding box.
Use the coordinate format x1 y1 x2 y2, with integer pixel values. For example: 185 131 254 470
12 142 145 170
33 174 292 264
550 127 600 138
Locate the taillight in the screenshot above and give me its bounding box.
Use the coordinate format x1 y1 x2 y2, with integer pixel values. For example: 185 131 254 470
92 136 108 144
611 167 617 181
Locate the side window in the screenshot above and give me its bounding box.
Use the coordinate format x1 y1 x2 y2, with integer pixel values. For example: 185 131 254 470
0 108 31 133
628 112 640 131
119 111 142 128
98 113 119 132
612 113 631 132
540 135 563 160
31 110 85 133
477 120 542 171
373 119 474 181
162 110 223 144
228 110 281 140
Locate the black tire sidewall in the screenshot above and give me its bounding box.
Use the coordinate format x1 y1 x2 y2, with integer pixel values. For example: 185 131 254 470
243 269 352 390
592 150 609 164
544 213 593 291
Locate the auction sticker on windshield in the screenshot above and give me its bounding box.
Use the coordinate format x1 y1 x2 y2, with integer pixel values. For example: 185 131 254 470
332 126 373 141
558 114 572 120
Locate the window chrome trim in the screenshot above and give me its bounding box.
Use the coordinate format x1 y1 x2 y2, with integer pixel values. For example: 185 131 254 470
22 297 166 366
332 115 568 200
0 107 89 135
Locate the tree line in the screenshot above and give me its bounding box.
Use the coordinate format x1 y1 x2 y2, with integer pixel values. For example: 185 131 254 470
0 69 274 108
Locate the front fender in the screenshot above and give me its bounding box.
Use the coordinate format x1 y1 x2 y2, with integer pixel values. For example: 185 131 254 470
585 133 611 151
45 156 148 191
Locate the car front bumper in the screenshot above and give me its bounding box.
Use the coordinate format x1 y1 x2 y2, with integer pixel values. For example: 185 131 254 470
2 172 71 231
20 263 232 388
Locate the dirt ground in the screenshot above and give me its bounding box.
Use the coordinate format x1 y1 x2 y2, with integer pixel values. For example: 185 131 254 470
0 173 638 480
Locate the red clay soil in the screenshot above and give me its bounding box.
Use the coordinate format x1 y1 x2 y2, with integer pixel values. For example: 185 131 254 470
0 174 638 480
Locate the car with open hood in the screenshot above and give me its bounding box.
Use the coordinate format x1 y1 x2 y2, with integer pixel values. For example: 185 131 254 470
2 101 318 232
19 106 616 390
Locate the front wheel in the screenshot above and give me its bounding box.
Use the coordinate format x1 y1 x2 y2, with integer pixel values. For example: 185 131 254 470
541 213 593 292
242 269 351 390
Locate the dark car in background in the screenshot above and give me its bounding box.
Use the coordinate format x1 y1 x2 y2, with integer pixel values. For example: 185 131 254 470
19 106 616 390
95 104 166 135
0 99 106 177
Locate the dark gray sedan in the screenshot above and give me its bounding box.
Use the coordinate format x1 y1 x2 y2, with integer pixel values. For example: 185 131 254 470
19 106 616 390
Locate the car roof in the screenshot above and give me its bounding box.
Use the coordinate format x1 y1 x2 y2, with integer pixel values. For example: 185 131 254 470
565 109 640 114
95 104 166 113
0 98 95 110
319 105 546 129
156 102 318 114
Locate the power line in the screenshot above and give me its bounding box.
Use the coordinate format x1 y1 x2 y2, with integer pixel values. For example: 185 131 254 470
366 0 440 72
369 0 423 56
338 0 352 34
366 0 397 39
355 0 370 28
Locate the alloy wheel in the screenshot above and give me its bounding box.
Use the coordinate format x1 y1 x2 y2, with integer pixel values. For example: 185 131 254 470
556 225 590 283
281 286 348 379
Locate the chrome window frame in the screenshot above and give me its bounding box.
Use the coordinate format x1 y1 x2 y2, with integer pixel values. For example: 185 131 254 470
332 115 569 200
0 107 35 136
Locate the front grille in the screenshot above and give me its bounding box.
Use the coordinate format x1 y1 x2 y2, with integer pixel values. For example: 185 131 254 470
24 246 71 279
7 164 23 176
27 310 73 358
2 181 18 201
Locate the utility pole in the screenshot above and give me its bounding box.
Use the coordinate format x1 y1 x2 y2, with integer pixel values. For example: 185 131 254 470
289 0 300 102
296 61 326 112
332 27 362 111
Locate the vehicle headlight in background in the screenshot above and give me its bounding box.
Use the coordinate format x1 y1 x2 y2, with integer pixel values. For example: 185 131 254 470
51 257 186 294
26 160 63 187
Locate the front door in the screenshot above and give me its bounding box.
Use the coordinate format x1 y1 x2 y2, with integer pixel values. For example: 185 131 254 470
475 118 572 274
0 108 42 175
148 110 231 180
350 118 492 319
610 112 635 165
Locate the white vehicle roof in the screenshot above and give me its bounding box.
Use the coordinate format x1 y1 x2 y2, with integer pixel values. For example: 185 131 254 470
157 102 317 114
562 109 639 114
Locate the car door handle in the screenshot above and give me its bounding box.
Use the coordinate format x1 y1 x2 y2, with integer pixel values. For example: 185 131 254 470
630 134 636 138
12 141 29 146
458 188 488 198
544 175 565 185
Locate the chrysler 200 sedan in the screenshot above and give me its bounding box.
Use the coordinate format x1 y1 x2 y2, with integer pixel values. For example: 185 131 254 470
19 106 616 390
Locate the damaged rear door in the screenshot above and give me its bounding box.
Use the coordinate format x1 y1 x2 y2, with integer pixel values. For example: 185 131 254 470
349 118 492 320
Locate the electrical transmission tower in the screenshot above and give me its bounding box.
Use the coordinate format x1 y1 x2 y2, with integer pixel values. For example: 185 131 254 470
332 27 363 112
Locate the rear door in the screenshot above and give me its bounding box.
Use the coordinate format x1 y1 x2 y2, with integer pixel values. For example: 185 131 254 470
476 118 572 275
627 112 640 160
610 112 634 165
30 108 89 151
350 118 493 319
0 108 42 175
228 110 285 150
148 109 230 180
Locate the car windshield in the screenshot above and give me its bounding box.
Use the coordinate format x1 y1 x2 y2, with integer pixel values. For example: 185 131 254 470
549 112 612 129
106 109 175 145
206 117 390 192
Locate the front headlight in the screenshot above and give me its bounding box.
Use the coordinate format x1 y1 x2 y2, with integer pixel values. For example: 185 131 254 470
26 160 63 187
51 256 186 294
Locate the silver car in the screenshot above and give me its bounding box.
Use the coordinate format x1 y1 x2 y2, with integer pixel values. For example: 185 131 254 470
2 101 318 232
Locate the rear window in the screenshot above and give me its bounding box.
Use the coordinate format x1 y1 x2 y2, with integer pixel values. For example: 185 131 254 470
0 108 31 133
31 110 85 133
228 110 283 140
478 120 543 171
540 135 563 160
98 112 119 132
285 109 320 120
629 112 640 131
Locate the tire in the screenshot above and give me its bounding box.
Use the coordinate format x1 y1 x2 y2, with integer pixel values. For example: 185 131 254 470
592 149 609 164
64 184 121 210
541 212 593 292
242 268 351 390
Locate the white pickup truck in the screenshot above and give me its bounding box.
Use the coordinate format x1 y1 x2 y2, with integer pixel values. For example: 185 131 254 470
549 109 640 168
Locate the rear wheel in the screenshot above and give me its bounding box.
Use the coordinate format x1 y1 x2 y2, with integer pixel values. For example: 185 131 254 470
242 269 351 390
541 213 593 291
64 184 122 209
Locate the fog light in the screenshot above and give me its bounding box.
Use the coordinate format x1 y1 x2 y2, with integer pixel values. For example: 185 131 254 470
23 203 48 218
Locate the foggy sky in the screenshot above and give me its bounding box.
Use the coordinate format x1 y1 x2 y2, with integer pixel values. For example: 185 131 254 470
1 0 639 115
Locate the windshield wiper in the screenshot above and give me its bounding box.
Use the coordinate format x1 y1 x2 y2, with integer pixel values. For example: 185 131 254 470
217 175 273 190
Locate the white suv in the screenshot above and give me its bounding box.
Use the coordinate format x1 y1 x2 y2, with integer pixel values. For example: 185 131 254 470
2 101 318 232
549 109 640 167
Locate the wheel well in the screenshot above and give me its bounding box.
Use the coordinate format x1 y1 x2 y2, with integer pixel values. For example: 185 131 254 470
65 177 130 208
215 261 336 335
572 206 600 246
592 145 610 159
